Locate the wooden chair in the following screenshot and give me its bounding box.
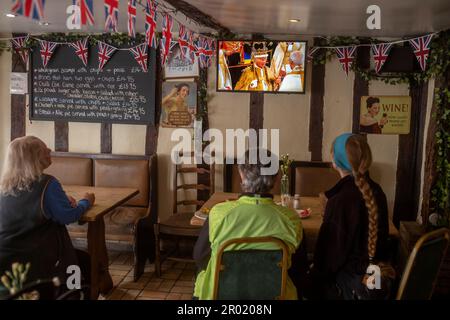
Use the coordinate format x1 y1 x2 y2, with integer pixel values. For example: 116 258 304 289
154 151 215 277
212 237 289 300
290 161 340 196
396 228 450 300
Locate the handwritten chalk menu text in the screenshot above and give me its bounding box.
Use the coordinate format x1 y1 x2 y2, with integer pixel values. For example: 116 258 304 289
31 44 156 124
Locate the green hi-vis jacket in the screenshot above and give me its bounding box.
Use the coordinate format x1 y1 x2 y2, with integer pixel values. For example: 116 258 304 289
194 195 303 300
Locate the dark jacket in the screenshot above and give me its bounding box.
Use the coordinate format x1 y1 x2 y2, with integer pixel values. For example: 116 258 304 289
0 174 78 285
310 174 389 298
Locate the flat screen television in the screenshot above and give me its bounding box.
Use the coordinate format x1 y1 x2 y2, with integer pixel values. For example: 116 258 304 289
217 40 308 94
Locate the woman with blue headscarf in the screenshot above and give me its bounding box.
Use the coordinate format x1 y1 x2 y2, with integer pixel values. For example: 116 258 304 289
306 133 389 300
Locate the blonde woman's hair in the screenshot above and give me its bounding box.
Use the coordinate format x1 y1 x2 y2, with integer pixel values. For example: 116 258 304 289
332 134 378 260
0 136 48 196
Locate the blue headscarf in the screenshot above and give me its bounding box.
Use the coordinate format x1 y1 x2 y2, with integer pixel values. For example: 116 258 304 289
333 133 353 172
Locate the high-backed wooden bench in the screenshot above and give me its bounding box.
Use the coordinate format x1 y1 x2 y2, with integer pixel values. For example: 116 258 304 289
44 152 157 280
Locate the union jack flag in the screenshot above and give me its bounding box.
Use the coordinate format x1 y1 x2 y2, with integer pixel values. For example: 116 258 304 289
409 34 433 71
371 43 392 74
127 0 137 38
145 0 158 49
73 0 94 26
70 38 89 67
11 36 29 66
39 40 57 68
129 43 149 72
97 41 117 70
160 14 174 66
12 0 45 21
178 25 190 61
104 0 119 32
187 31 197 63
307 47 319 62
335 46 357 76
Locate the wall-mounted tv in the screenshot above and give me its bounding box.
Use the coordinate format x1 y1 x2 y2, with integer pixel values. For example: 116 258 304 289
217 40 307 94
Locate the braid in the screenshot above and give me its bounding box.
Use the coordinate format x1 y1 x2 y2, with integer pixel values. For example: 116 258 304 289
343 134 379 262
353 172 379 261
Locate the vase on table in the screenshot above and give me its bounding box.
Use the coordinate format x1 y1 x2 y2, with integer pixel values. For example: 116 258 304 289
280 174 290 207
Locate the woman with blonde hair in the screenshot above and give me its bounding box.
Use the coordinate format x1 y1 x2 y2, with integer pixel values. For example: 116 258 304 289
308 133 389 299
0 136 95 295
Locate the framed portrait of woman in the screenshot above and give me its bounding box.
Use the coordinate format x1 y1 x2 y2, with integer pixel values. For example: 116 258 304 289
161 81 197 128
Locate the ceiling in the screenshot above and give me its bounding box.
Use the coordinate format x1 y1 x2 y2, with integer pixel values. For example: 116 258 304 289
0 0 448 37
0 0 215 35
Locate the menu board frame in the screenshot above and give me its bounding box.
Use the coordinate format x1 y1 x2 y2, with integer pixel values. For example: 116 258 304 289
29 44 156 125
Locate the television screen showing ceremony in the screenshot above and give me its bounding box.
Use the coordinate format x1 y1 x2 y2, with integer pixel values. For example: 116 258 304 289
217 40 307 93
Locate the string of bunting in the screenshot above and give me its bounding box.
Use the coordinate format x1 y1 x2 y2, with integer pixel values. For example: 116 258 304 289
9 0 216 69
308 33 436 75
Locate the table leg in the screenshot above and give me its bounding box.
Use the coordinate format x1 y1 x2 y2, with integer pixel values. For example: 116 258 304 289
87 218 113 299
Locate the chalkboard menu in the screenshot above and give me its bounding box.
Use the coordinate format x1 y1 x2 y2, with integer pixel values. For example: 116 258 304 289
30 44 156 124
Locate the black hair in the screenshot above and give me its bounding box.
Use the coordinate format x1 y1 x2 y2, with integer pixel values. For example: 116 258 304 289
366 97 380 109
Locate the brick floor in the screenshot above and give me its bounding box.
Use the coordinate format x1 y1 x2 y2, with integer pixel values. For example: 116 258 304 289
100 251 195 300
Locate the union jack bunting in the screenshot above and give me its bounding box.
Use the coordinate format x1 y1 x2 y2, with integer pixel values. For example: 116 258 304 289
73 0 94 26
127 0 137 38
97 41 117 70
195 36 203 64
145 0 158 48
335 46 357 76
307 47 319 62
409 34 433 71
371 43 393 74
11 36 29 66
187 30 197 63
204 38 215 68
12 0 45 21
129 43 149 72
178 24 190 61
160 14 174 66
104 0 119 32
39 40 57 68
70 38 89 67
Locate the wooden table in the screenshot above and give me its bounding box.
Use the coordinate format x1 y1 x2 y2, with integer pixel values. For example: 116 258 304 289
64 185 139 299
192 192 399 254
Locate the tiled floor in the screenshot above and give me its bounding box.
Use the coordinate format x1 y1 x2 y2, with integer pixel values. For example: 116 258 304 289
100 251 195 300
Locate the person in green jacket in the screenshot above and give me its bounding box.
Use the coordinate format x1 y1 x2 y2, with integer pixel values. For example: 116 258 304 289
193 149 303 299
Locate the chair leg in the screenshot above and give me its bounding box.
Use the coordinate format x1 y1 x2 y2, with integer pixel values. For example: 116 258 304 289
154 223 162 277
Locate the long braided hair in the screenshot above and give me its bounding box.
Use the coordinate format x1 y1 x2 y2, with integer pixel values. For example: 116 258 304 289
336 135 379 261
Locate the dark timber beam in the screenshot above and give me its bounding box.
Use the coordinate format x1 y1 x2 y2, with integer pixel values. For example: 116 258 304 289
164 0 232 35
11 33 27 141
54 121 69 152
352 46 370 133
308 38 325 161
393 81 429 227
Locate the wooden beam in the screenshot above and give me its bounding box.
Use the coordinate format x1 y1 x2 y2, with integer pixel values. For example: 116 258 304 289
420 71 450 224
352 46 370 133
308 38 325 161
100 123 112 154
164 0 232 35
393 81 429 227
197 68 210 205
145 48 162 156
54 121 69 152
11 33 27 141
